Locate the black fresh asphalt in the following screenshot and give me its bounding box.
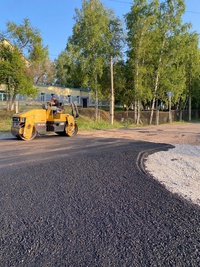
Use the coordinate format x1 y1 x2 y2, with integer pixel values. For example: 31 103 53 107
0 135 199 267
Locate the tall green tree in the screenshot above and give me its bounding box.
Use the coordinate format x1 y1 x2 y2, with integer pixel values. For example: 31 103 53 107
148 0 186 124
113 60 134 117
5 18 45 59
183 32 200 120
126 0 190 124
55 50 90 88
0 44 36 111
3 18 54 85
55 51 71 86
126 0 159 124
66 0 123 121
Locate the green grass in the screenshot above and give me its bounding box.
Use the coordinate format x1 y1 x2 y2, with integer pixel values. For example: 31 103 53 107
0 110 14 132
76 115 124 131
0 109 127 132
1 108 196 133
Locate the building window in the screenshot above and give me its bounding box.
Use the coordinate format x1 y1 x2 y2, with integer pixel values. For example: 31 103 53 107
77 96 80 104
0 92 7 101
41 93 45 101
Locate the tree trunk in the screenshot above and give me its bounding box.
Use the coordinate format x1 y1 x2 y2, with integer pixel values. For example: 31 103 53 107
11 93 18 111
149 93 157 125
134 101 137 124
149 39 166 125
11 99 15 111
188 92 191 121
188 74 192 121
136 99 140 125
179 109 182 121
110 56 114 124
6 94 11 111
94 89 98 122
156 110 159 125
6 84 11 111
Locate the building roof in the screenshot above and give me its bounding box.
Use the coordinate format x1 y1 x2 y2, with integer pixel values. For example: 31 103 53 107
0 38 30 67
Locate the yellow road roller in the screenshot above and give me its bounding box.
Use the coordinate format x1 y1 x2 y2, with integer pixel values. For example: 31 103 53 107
11 102 79 141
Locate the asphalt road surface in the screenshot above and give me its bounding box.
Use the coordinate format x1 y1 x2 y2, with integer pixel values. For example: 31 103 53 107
0 134 199 267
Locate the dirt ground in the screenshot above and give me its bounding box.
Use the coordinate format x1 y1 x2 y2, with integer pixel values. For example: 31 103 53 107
1 121 199 145
79 122 200 145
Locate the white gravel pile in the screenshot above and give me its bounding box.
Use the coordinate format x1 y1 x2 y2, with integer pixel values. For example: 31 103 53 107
145 145 200 206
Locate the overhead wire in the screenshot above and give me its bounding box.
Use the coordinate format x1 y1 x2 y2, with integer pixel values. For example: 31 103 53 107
51 0 200 60
107 0 200 14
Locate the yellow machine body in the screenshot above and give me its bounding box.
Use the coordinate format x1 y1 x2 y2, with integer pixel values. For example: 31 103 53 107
11 108 78 141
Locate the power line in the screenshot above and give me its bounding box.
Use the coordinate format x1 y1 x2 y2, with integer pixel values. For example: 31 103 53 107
186 11 200 14
108 0 200 14
108 0 131 4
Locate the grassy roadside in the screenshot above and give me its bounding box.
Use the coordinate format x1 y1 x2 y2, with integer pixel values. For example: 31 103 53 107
0 110 15 132
76 114 123 131
1 108 194 133
0 109 126 133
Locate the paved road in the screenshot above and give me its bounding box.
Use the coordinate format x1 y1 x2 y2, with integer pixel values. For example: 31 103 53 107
0 134 199 267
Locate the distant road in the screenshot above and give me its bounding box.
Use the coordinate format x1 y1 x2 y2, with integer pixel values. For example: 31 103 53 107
0 135 199 267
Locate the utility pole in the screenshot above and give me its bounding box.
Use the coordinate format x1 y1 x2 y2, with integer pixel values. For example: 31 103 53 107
110 56 114 124
167 91 174 123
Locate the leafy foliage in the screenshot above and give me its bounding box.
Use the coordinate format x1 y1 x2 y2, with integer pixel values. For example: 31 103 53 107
1 18 55 86
125 0 200 123
0 44 36 110
1 1 200 120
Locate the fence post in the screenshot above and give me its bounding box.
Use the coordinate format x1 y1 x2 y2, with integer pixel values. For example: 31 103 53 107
156 110 159 125
15 101 19 113
179 110 182 121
